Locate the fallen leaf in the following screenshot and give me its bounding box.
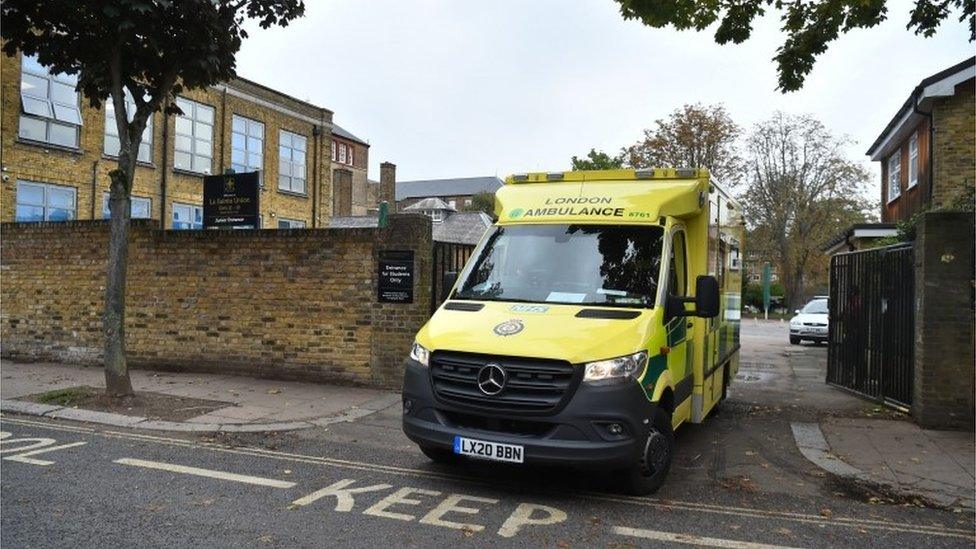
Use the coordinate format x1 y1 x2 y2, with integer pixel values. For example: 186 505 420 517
267 389 281 395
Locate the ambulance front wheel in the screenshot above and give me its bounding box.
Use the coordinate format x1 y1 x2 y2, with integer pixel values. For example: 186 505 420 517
621 408 674 495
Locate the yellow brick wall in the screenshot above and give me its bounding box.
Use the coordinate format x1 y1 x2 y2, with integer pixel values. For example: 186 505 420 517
932 80 976 210
0 216 433 387
330 136 372 215
1 50 334 228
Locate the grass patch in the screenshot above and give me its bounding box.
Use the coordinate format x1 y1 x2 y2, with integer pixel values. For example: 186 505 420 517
35 386 94 406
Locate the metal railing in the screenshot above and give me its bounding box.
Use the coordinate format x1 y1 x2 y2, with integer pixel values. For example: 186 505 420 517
826 243 914 410
431 241 475 314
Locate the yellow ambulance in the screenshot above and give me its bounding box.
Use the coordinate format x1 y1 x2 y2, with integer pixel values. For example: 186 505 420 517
402 168 743 494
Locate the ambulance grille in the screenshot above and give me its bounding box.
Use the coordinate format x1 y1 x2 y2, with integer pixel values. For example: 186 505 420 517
429 351 579 413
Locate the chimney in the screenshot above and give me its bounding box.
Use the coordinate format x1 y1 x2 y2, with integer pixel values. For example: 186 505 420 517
380 161 396 211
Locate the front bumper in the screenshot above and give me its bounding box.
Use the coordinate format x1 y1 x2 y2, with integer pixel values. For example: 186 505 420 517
401 358 655 469
790 326 828 340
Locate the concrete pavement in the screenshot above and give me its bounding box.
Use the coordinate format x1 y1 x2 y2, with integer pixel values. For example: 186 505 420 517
0 360 400 432
741 319 975 511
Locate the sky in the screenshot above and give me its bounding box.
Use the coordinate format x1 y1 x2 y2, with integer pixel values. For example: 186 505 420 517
235 0 973 191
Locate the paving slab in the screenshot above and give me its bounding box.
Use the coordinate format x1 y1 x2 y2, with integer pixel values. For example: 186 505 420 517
818 417 975 509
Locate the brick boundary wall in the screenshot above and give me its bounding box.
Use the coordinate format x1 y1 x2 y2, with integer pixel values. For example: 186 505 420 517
912 211 975 430
0 215 432 388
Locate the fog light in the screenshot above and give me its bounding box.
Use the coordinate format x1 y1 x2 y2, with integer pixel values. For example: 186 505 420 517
607 423 624 435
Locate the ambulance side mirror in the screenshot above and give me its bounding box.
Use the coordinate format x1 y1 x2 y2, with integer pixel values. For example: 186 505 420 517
694 275 720 318
442 271 458 301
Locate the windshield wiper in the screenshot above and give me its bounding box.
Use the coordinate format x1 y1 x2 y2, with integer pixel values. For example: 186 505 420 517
451 296 540 304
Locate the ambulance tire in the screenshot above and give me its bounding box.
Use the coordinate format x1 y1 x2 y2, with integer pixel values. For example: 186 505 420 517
622 408 674 495
419 444 457 464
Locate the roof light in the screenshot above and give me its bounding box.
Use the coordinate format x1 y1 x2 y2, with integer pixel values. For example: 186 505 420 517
676 168 697 178
546 172 564 181
512 174 529 182
635 169 655 179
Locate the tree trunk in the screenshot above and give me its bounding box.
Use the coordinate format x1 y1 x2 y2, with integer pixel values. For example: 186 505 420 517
104 166 134 397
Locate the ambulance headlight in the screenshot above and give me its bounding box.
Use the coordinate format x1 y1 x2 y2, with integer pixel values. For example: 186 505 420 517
583 351 647 383
409 342 430 366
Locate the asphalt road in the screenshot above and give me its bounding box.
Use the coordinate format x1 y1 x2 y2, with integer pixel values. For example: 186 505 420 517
2 321 973 548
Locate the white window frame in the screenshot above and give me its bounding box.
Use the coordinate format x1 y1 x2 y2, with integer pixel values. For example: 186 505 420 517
231 114 265 183
173 97 215 174
278 130 307 194
908 133 919 189
15 180 76 222
104 91 153 163
887 153 901 203
347 145 353 166
331 140 337 161
19 54 82 148
172 202 203 230
277 218 306 229
102 193 151 219
428 209 444 223
338 142 347 164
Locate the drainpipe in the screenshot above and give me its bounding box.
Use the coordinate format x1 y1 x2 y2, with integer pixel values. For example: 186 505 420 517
160 110 170 228
219 88 227 173
312 124 321 227
91 159 99 219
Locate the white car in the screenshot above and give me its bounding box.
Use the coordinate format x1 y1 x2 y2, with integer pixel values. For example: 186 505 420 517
789 298 829 345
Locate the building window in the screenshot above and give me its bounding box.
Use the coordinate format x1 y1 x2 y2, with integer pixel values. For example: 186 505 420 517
231 115 265 182
173 97 214 174
277 218 306 229
19 54 82 148
347 145 353 166
16 181 76 222
448 199 456 209
338 142 347 164
426 209 445 223
331 140 337 161
279 130 307 194
908 133 919 189
104 91 153 163
102 193 151 219
887 153 901 202
172 202 203 230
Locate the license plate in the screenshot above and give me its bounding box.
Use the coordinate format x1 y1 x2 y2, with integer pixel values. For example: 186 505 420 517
453 436 524 463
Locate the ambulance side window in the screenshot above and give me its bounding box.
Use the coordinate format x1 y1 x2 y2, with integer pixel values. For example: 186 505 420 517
668 231 687 297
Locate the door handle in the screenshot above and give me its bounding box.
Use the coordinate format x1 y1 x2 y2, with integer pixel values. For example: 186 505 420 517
686 322 694 329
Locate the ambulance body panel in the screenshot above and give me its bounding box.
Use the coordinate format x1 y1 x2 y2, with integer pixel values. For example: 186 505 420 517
401 168 743 494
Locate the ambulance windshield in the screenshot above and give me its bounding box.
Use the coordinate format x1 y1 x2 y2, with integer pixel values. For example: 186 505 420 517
453 224 664 308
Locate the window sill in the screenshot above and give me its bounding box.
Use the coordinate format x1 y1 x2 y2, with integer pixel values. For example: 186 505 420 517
887 193 901 205
277 189 308 198
101 154 156 169
14 138 83 155
172 168 212 178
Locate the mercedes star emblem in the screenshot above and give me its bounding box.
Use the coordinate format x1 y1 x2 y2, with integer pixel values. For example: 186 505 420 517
477 363 507 396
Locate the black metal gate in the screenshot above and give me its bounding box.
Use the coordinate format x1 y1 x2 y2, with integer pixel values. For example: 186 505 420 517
431 241 475 313
826 243 914 409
